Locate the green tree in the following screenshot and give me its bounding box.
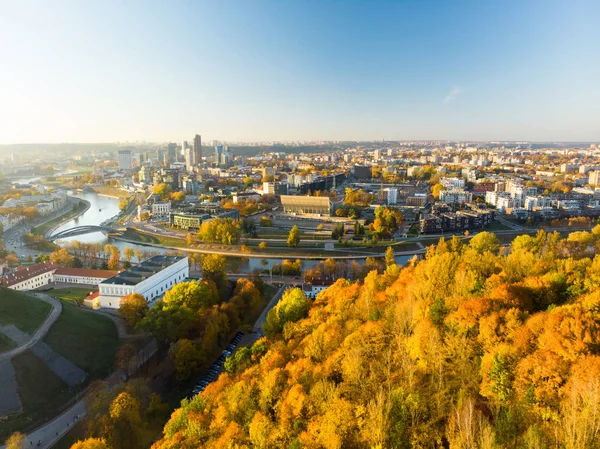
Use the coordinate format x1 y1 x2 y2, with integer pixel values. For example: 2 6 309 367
169 339 202 381
287 225 300 248
469 231 500 254
264 287 309 336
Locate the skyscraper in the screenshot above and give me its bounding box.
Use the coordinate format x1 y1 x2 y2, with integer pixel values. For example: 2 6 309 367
193 134 202 164
215 145 223 167
185 147 194 172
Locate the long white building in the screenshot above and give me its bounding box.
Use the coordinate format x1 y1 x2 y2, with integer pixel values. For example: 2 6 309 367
97 255 189 308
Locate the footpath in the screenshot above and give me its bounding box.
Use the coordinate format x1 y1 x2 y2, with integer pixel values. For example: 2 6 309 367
0 340 158 449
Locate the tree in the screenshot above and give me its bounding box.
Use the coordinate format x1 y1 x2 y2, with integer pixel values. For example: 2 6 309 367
139 211 150 221
153 183 172 200
385 246 395 267
264 287 309 336
185 233 193 246
469 231 500 254
118 197 129 211
123 247 134 264
70 439 110 449
287 225 300 248
5 253 18 267
4 432 25 449
115 343 137 378
50 247 75 266
259 241 268 250
108 247 121 271
432 183 446 199
201 254 228 298
169 339 202 381
119 293 149 329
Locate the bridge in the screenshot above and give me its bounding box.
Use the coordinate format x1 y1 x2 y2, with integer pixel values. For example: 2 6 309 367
48 225 119 241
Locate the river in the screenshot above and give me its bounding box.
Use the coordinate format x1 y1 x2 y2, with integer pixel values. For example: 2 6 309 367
53 191 414 273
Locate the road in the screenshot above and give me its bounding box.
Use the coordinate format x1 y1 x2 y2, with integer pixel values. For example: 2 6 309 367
238 283 287 348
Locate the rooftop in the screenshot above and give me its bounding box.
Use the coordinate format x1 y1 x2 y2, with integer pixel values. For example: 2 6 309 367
1 261 60 287
55 267 118 278
100 255 186 286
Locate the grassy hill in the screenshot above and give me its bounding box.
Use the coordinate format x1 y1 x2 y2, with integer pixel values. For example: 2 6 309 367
0 292 122 440
0 287 52 334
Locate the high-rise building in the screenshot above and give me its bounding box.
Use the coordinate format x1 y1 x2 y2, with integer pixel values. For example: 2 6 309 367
215 145 223 167
167 143 177 164
185 147 194 172
118 149 133 170
589 170 600 187
193 134 202 163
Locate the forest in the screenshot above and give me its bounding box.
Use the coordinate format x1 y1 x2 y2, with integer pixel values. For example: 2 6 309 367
149 229 600 448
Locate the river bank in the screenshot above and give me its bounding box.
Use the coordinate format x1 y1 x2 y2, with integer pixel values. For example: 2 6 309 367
41 198 91 238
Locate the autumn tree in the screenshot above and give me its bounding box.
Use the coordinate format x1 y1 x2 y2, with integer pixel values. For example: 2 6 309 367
70 438 110 449
119 293 149 329
50 247 75 266
118 197 129 211
287 225 300 248
4 432 25 449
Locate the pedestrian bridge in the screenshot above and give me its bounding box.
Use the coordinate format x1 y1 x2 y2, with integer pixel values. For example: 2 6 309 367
48 226 119 241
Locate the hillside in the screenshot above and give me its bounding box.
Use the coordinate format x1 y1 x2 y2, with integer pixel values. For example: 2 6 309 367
151 230 600 448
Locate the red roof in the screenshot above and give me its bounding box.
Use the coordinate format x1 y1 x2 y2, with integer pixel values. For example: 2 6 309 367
1 261 60 287
85 291 100 300
54 267 118 279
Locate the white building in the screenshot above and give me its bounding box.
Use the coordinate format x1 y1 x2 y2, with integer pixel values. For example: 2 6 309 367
524 196 553 211
496 196 515 212
97 255 189 308
440 177 465 189
0 261 59 291
118 149 133 170
439 189 472 204
151 201 171 217
383 187 398 205
302 280 333 299
53 267 118 285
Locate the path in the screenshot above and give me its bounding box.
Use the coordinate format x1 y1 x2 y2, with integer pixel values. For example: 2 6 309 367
0 360 22 416
238 284 287 348
0 340 158 449
0 293 61 362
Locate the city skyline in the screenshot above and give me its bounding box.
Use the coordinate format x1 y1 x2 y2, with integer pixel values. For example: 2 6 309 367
1 0 599 144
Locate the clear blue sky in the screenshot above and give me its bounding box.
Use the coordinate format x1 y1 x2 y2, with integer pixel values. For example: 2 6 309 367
1 0 598 143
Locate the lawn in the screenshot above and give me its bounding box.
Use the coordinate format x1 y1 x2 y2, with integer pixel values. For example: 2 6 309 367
0 287 52 334
0 299 124 440
44 301 120 379
50 287 94 305
120 228 190 247
0 350 75 440
0 332 16 353
484 221 513 231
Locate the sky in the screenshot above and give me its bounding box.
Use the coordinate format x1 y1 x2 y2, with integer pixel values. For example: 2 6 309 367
0 0 599 143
